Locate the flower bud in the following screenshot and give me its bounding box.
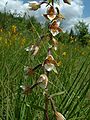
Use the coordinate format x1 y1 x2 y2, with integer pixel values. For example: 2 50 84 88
29 2 41 11
52 38 58 51
63 0 71 5
55 112 66 120
25 45 39 56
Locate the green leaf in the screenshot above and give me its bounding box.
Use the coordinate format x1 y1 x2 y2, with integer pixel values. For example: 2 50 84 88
49 91 65 98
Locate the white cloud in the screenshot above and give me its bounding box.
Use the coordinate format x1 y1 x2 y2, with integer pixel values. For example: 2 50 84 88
0 0 90 32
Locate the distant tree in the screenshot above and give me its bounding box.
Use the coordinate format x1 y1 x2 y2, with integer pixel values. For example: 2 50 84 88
69 28 74 37
74 21 89 46
75 21 89 38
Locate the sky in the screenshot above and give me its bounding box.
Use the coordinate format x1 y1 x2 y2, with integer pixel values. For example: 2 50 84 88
83 0 90 17
0 0 90 32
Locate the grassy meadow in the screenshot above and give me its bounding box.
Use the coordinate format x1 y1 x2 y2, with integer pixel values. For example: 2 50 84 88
0 12 90 120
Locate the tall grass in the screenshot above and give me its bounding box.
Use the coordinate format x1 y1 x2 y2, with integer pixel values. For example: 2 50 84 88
0 12 90 120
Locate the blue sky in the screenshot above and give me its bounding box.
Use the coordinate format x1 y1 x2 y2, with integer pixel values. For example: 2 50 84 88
83 0 90 17
22 0 90 18
0 0 90 32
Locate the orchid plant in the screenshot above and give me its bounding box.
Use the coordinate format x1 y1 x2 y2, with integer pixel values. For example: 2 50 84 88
20 0 71 120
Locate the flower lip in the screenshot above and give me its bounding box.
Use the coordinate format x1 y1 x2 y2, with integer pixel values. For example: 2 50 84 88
49 21 62 36
37 74 48 89
42 54 58 72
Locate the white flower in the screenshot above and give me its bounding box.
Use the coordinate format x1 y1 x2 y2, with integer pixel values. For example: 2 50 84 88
43 55 58 74
43 6 56 21
49 21 62 36
44 63 55 71
37 74 48 89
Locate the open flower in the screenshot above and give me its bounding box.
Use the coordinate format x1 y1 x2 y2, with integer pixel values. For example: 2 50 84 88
37 74 48 89
43 54 58 74
43 6 56 21
25 44 39 56
63 0 71 5
28 2 41 11
55 112 66 120
49 21 62 36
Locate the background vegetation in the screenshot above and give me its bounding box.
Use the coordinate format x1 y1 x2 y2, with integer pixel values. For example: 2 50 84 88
0 12 90 120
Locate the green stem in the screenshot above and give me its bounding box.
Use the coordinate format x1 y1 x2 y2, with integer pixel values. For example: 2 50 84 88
44 91 49 120
49 97 57 113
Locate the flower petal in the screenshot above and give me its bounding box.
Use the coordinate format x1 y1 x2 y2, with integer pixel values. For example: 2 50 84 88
44 63 55 71
37 74 48 89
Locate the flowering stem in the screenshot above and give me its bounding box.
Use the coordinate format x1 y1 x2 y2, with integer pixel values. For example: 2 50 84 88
40 2 52 6
29 19 40 39
52 0 54 6
49 97 57 113
44 90 49 120
33 64 42 71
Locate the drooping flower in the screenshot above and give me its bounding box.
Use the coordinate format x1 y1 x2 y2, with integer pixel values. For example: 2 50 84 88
37 74 48 89
49 21 62 36
25 44 39 56
28 1 41 11
55 111 66 120
43 6 56 21
63 0 71 5
43 54 58 74
20 85 32 95
24 66 34 76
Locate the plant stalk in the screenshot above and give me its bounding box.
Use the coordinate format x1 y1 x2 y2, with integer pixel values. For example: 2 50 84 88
44 90 49 120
